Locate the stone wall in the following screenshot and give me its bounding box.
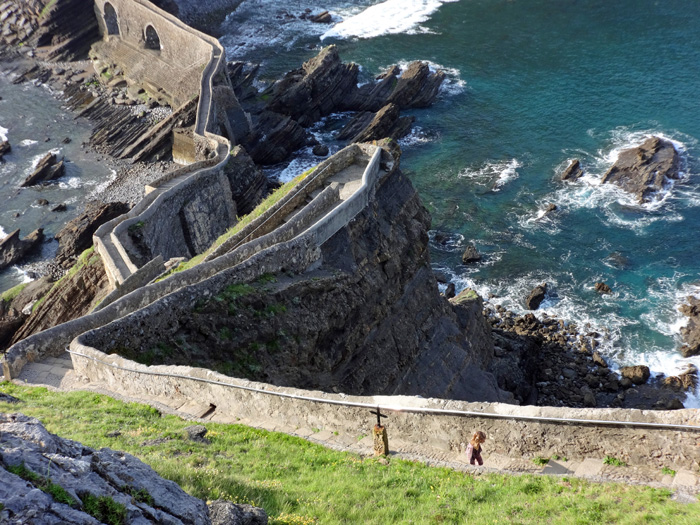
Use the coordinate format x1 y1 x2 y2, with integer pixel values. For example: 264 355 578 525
69 341 700 470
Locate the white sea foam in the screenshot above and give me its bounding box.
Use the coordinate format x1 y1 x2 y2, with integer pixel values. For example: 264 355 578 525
18 139 38 147
399 126 434 147
0 225 5 238
269 151 323 184
58 176 82 190
395 60 467 97
321 0 459 41
459 159 521 192
0 125 8 142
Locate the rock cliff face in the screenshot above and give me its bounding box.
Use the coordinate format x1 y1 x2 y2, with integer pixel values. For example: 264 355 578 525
112 163 510 403
0 413 210 524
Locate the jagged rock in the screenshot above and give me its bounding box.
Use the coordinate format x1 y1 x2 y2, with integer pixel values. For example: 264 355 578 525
663 364 698 391
266 45 360 127
51 203 67 212
308 10 332 23
61 137 72 144
433 271 449 284
36 198 49 206
208 500 268 525
54 201 129 268
620 365 651 385
461 243 481 264
444 282 456 299
241 111 308 165
0 413 210 524
679 296 700 357
601 136 680 203
223 146 269 215
0 393 20 403
20 152 65 186
544 203 557 213
0 139 10 160
0 276 53 350
595 282 612 295
561 159 583 181
337 103 414 143
583 390 597 407
0 229 44 271
525 283 547 310
592 351 608 368
10 251 110 345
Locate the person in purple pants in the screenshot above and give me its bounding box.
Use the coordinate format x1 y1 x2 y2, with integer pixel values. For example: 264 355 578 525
465 431 486 466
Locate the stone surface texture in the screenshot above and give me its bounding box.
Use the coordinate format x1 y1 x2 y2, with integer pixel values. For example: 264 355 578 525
0 413 210 524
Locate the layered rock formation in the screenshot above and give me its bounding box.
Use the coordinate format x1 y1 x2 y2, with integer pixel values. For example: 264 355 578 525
601 136 680 203
679 296 700 358
0 413 210 524
20 152 65 187
0 229 44 271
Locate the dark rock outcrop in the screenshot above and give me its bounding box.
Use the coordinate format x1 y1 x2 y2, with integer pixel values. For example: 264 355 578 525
0 140 10 160
223 145 269 216
20 152 64 187
240 111 309 165
54 201 129 268
336 103 414 143
265 45 360 127
461 243 481 264
525 283 547 310
561 159 584 181
0 413 210 524
0 229 44 271
663 364 698 392
679 296 700 358
620 365 651 385
595 282 612 295
601 136 680 203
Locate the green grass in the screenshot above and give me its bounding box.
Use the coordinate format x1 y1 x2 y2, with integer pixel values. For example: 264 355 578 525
1 282 29 305
80 492 127 525
662 467 677 476
161 167 317 279
1 383 698 524
6 463 77 507
39 0 58 18
604 456 628 467
532 456 550 467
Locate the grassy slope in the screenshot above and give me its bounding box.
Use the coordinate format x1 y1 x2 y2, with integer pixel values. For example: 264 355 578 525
0 383 698 525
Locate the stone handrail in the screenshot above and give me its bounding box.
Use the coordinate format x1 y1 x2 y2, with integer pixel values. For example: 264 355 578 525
67 343 700 470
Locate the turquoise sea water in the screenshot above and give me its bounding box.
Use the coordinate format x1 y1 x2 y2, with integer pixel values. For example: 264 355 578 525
221 0 700 394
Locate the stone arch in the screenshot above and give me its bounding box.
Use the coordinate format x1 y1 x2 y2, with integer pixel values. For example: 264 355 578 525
144 24 161 51
103 2 119 36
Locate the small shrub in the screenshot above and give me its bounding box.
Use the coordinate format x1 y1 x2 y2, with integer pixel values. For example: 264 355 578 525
661 466 676 476
532 456 549 466
603 456 627 467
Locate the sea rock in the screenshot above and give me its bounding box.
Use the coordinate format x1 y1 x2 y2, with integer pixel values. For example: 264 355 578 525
0 229 44 271
266 45 360 127
241 110 308 165
619 365 650 385
444 282 456 299
600 136 680 203
208 500 268 525
312 144 329 157
592 351 608 368
36 198 49 206
544 203 557 214
54 201 129 268
337 103 414 143
561 159 583 181
525 283 547 310
461 243 482 264
595 282 612 295
0 413 210 524
679 296 700 358
20 152 65 187
308 10 332 23
663 364 698 391
0 139 10 160
51 203 67 212
223 146 269 215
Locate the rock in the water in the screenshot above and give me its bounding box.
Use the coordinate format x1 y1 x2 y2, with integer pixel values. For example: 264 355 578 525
0 229 44 271
208 500 268 525
544 203 557 213
525 283 547 310
679 297 700 358
594 282 612 295
600 136 680 203
312 144 329 157
20 152 65 187
444 282 456 299
0 139 10 160
54 201 129 268
0 413 210 524
36 198 49 206
461 243 482 264
663 364 698 391
337 103 414 143
51 203 67 212
592 351 608 368
308 10 332 23
620 365 650 385
561 159 584 181
433 270 449 284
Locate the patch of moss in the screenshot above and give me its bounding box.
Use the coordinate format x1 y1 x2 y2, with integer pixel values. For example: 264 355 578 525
1 282 29 305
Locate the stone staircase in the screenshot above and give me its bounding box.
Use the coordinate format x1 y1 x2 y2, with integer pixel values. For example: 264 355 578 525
11 359 700 501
